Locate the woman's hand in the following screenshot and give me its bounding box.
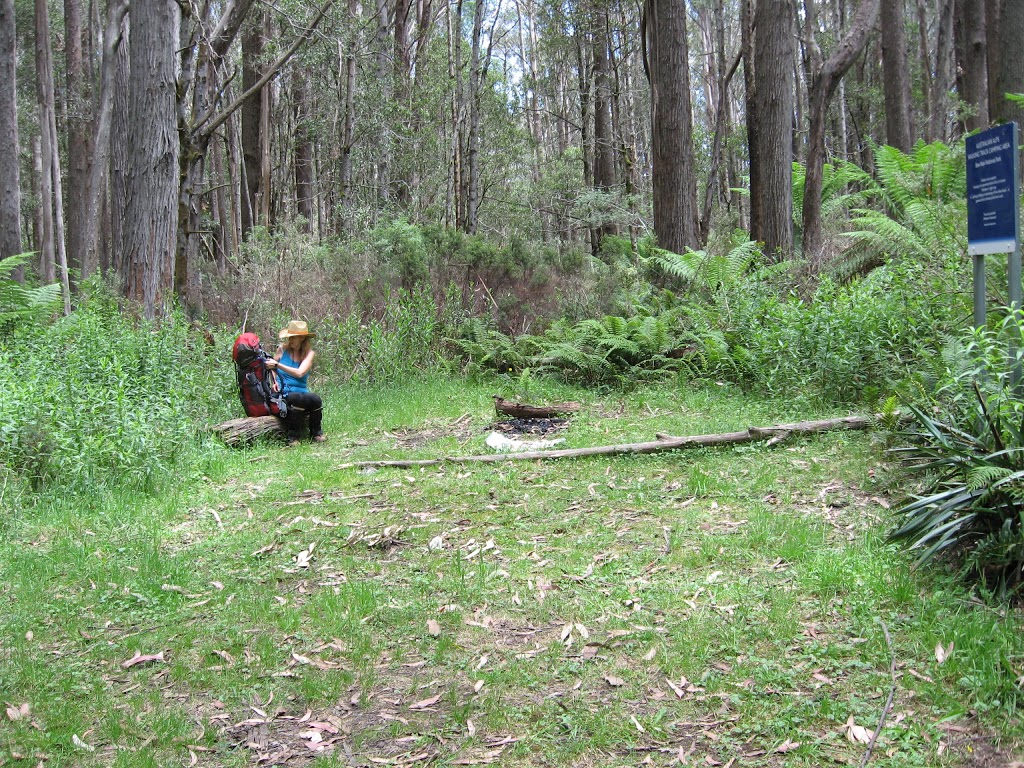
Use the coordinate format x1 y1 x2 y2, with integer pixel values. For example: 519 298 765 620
264 358 277 369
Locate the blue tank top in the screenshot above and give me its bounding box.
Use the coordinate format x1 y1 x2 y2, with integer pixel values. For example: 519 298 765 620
278 350 309 394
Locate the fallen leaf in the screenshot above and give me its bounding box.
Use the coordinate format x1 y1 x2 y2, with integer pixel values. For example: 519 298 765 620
846 715 872 744
604 675 625 687
935 642 954 664
644 646 657 661
473 679 485 693
630 715 646 733
467 719 476 736
122 650 165 669
774 739 800 753
5 703 29 721
427 620 442 637
665 678 686 698
428 535 444 551
409 694 442 710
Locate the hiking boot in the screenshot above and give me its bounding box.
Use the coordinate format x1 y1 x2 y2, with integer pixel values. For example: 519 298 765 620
312 433 327 443
287 437 301 447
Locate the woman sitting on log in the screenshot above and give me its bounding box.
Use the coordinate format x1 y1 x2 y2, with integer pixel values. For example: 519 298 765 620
265 320 325 446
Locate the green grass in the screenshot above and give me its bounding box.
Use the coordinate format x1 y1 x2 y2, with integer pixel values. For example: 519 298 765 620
1 376 1023 766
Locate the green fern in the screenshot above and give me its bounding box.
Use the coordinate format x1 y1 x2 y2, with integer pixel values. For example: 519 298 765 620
0 253 61 327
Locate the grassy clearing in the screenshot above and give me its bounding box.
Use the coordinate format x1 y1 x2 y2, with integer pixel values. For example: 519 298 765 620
2 377 1023 767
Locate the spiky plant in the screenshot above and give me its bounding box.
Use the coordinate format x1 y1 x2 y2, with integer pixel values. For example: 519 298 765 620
890 382 1024 595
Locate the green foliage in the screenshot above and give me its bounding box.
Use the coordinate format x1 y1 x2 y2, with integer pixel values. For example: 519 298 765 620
0 253 62 327
0 287 230 498
833 141 966 280
332 286 459 384
890 315 1024 595
369 219 431 288
645 238 792 291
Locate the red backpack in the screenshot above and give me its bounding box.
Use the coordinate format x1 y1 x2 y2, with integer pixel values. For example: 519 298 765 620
232 333 287 417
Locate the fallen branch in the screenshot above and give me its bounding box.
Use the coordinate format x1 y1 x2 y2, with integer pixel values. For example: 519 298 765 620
212 415 284 446
340 415 873 469
859 620 897 767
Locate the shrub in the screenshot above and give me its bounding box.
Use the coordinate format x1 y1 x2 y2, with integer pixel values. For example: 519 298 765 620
889 315 1024 596
0 286 231 498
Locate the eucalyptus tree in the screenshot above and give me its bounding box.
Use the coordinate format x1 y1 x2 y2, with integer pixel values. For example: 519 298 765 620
120 0 179 318
751 0 795 258
881 0 913 150
644 0 698 254
954 0 989 132
0 0 21 265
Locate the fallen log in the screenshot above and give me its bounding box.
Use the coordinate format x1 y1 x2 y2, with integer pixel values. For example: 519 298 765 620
212 415 284 446
493 395 581 419
341 415 873 468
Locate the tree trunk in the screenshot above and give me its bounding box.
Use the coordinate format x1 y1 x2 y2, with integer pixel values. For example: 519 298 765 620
293 73 314 227
240 12 265 239
881 0 913 150
741 0 761 240
0 0 22 264
465 0 487 234
64 0 94 280
80 0 129 283
121 0 180 318
916 0 933 141
954 0 989 132
110 12 130 279
802 0 879 268
985 0 1001 122
754 0 795 259
339 0 359 211
931 0 954 142
645 0 698 254
993 0 1024 127
35 0 71 313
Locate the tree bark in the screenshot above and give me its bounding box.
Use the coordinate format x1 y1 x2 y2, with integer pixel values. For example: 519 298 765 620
35 0 71 313
741 0 761 240
80 0 129 283
802 0 879 268
64 0 94 280
493 396 581 418
121 0 180 318
916 0 933 141
881 0 913 150
954 0 989 132
293 73 314 228
645 0 698 254
240 12 265 239
0 0 22 264
753 0 796 259
339 3 359 211
931 0 954 142
110 12 130 279
993 0 1024 128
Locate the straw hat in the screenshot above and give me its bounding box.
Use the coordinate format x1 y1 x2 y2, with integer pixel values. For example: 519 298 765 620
278 320 316 341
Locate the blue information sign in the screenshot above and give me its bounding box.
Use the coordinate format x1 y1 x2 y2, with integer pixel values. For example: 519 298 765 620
967 122 1019 255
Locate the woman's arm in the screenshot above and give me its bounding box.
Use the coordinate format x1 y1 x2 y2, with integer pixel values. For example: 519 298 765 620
271 349 315 377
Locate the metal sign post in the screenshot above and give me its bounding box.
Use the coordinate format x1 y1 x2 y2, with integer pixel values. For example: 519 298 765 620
966 122 1021 387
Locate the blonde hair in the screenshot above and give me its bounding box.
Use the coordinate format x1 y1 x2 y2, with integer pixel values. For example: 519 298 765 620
285 335 312 360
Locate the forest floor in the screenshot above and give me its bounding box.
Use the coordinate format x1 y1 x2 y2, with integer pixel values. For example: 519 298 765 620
3 379 1024 767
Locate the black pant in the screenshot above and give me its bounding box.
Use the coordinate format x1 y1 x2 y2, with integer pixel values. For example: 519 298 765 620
283 392 323 439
